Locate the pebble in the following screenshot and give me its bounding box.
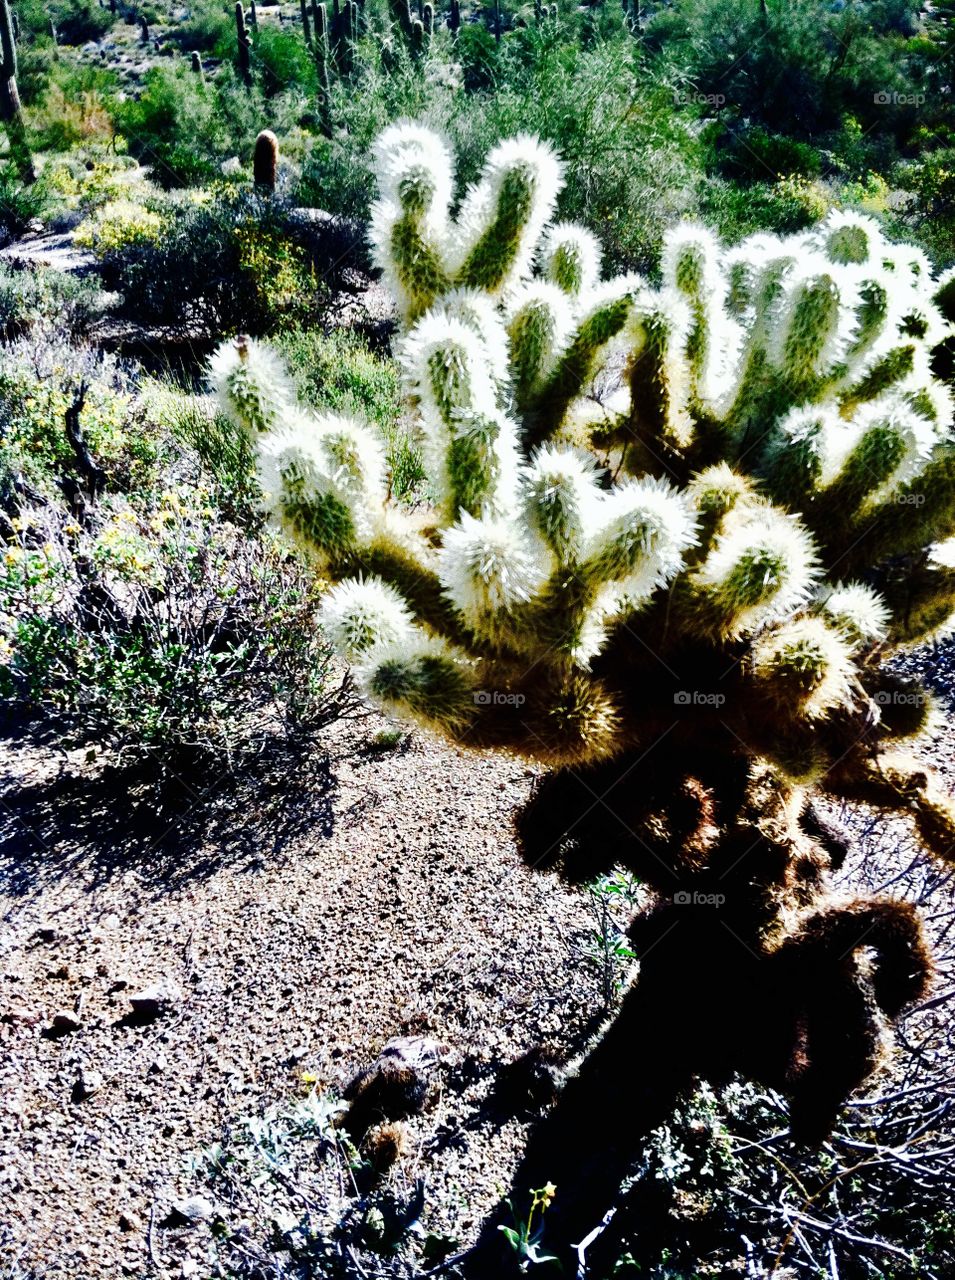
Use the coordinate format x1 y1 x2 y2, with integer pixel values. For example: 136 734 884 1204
129 981 181 1022
171 1195 214 1224
72 1068 105 1103
49 1010 82 1034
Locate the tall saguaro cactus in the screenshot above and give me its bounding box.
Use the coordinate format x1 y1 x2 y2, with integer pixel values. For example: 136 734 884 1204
0 0 34 184
213 125 955 1252
311 0 331 132
235 1 251 82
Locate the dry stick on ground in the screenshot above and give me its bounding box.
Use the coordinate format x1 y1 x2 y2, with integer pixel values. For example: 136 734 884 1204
63 382 107 508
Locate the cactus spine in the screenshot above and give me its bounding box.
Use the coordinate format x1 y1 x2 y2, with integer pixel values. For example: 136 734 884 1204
213 127 955 1176
0 0 33 184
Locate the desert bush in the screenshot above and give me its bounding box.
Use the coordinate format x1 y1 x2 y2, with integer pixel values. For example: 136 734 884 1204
213 121 955 1262
165 0 235 54
29 63 117 151
47 0 113 46
92 188 323 336
891 149 955 267
74 196 167 254
0 490 349 774
111 63 271 189
301 32 703 270
0 334 156 493
253 25 318 99
0 166 50 245
646 0 928 140
701 171 833 241
0 263 101 340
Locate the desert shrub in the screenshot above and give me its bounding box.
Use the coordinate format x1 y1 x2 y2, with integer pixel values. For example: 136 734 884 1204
712 124 823 183
0 264 102 340
701 172 833 241
0 167 51 245
29 63 117 151
646 0 929 140
457 22 499 92
74 196 167 253
0 336 158 496
253 25 318 98
92 189 323 336
165 0 235 53
891 149 955 266
0 492 349 774
148 387 263 528
48 0 113 45
111 64 271 189
301 33 703 270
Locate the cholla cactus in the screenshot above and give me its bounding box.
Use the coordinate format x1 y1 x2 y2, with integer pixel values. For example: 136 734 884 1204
213 127 955 1150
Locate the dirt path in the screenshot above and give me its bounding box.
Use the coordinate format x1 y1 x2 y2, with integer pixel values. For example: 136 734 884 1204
0 717 600 1278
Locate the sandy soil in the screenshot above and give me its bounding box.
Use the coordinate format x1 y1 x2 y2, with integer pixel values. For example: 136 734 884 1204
0 716 602 1278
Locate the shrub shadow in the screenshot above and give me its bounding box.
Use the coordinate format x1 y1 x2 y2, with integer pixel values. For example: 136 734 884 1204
0 732 339 897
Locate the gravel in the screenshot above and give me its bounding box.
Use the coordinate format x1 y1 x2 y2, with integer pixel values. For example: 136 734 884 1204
0 717 598 1277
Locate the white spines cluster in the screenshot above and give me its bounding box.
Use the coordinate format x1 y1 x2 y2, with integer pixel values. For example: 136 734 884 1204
211 124 955 770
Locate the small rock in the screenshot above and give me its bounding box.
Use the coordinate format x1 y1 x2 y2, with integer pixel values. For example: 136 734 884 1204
169 1195 214 1225
48 1010 82 1034
118 1212 140 1233
72 1067 105 1103
128 981 180 1023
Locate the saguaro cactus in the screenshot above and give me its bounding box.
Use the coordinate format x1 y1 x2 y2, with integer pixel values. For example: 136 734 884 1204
235 1 251 82
0 0 34 184
300 0 312 44
311 0 331 131
213 126 955 1252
